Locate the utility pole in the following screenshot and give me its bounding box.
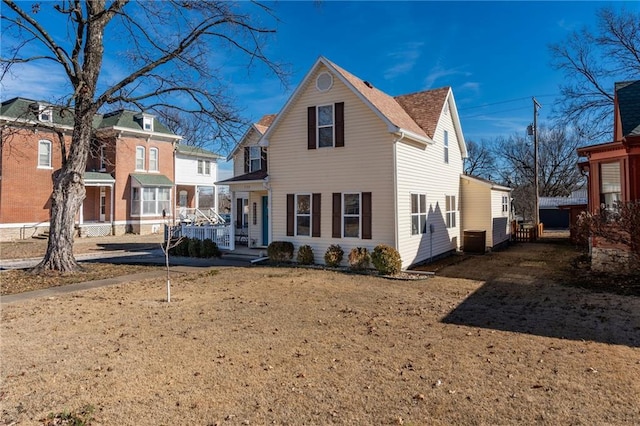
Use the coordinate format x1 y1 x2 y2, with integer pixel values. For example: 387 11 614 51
533 97 541 226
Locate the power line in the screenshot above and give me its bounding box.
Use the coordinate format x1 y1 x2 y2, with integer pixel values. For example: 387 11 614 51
461 105 531 119
458 94 556 111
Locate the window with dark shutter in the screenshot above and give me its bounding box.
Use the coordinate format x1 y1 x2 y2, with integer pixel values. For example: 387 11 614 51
312 193 321 237
335 102 344 147
244 147 250 173
332 193 341 238
362 192 372 239
286 194 295 236
307 106 316 150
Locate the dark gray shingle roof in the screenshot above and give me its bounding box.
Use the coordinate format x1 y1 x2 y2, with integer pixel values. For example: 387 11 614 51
616 80 640 138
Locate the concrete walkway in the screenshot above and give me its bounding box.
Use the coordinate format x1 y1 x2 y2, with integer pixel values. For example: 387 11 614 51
0 250 259 305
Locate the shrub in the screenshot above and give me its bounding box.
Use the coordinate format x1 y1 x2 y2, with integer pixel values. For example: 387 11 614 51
324 244 344 267
267 241 294 262
348 247 371 270
201 239 221 258
169 237 189 257
188 238 202 258
371 244 402 275
297 245 315 265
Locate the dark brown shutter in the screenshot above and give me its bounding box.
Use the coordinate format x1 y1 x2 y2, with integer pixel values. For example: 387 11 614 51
261 147 268 172
312 193 321 237
286 194 295 236
362 192 372 239
307 106 316 150
332 193 341 238
244 147 250 173
335 102 344 147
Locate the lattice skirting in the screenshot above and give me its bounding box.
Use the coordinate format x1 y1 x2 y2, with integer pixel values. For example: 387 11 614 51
79 224 112 237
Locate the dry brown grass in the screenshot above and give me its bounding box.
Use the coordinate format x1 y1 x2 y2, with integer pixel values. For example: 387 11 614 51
2 238 639 425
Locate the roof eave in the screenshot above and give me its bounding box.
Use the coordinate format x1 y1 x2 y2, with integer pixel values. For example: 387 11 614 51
392 128 433 145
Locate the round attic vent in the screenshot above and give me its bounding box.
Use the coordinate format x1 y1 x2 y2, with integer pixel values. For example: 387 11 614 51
316 72 333 92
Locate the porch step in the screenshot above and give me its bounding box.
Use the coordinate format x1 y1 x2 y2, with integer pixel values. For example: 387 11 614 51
32 231 49 240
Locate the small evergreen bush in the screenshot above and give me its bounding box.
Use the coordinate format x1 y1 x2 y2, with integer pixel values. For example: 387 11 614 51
296 245 315 265
324 244 344 267
348 247 371 270
267 241 294 262
188 238 202 258
201 239 221 258
170 237 190 257
371 244 402 275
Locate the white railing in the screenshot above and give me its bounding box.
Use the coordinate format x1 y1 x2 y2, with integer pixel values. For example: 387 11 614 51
178 223 232 249
175 207 227 226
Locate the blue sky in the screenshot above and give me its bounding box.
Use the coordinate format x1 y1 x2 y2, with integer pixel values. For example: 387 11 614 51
2 1 637 180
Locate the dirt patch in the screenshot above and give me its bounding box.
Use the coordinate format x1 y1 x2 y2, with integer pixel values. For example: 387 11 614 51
2 240 639 425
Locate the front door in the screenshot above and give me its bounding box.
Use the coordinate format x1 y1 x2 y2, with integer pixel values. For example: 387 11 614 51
262 196 269 246
99 188 106 222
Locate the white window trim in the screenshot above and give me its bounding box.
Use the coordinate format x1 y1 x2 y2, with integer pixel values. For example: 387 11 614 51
317 104 335 148
411 193 427 236
445 195 457 228
295 193 312 237
502 195 509 215
204 160 211 175
249 146 261 172
38 105 53 123
131 186 171 217
135 146 146 171
143 116 154 132
149 147 159 172
342 192 361 238
444 130 449 164
99 145 107 171
37 140 52 169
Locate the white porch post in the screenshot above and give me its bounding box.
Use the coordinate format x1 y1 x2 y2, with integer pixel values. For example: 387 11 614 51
229 190 236 251
110 183 115 235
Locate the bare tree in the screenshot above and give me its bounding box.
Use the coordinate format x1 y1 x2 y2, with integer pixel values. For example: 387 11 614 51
549 6 640 141
463 139 496 180
494 125 585 221
1 0 286 272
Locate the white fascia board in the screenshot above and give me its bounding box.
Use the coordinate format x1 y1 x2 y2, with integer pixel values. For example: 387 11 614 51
392 128 433 146
0 115 74 132
227 125 258 161
109 125 182 142
445 90 468 158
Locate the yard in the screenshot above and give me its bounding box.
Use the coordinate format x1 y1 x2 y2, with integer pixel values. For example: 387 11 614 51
1 237 639 425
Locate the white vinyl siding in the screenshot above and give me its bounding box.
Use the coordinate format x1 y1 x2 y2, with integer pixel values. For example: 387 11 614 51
38 140 52 168
460 175 511 249
268 64 395 263
395 98 463 268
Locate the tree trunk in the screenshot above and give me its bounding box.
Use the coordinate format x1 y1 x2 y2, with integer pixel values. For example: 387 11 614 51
32 116 94 273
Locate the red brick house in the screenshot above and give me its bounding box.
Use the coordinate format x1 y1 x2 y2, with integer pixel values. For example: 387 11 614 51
0 98 181 241
577 80 640 271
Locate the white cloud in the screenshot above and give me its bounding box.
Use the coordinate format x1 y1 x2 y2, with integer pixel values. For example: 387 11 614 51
384 41 425 80
423 63 471 89
1 62 70 101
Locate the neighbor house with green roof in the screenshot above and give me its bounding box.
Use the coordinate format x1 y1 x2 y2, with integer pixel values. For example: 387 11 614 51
0 97 183 240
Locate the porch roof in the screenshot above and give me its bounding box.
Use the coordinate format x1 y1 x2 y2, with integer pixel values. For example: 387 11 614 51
84 171 115 184
131 173 174 187
216 170 268 185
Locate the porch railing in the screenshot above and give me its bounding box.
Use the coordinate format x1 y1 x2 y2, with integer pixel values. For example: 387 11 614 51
174 223 232 250
176 207 227 226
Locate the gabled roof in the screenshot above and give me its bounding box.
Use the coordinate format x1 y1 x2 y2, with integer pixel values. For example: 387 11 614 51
261 56 467 156
175 144 222 160
226 114 276 161
615 80 640 138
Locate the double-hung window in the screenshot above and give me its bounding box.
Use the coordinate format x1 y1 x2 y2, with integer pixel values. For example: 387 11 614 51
149 148 158 172
600 162 621 211
411 193 427 235
198 159 211 175
249 146 261 172
139 187 170 215
343 193 360 238
38 105 52 122
135 146 145 170
445 195 456 228
444 130 449 164
99 145 107 171
502 196 509 214
38 140 52 168
296 194 311 236
317 105 334 148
